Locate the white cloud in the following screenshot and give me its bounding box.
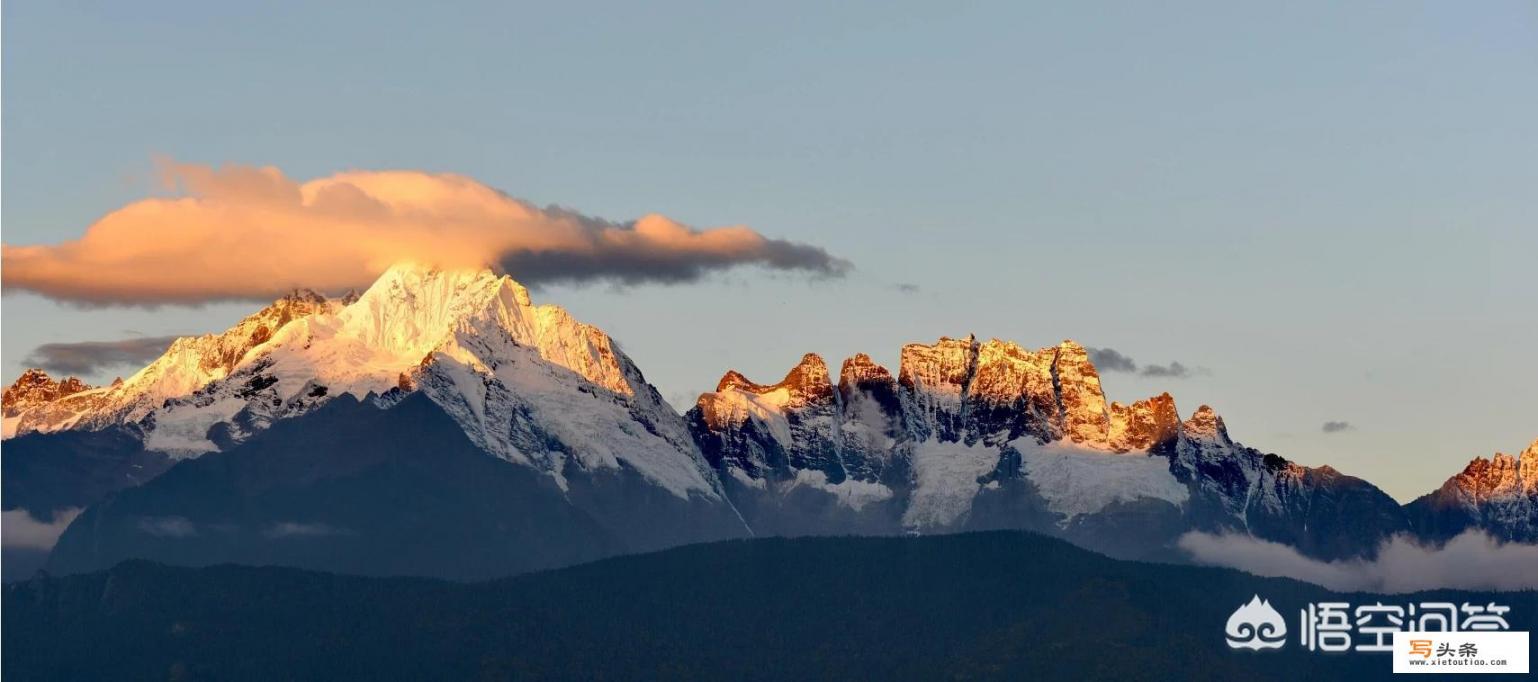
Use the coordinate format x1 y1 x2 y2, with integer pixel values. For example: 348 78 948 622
1179 530 1538 593
1 507 83 550
2 160 849 305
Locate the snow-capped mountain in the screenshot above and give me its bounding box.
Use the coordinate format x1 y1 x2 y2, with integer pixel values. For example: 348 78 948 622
3 370 94 437
7 264 723 501
6 264 1534 578
110 264 724 500
14 264 747 579
690 336 1407 560
1407 438 1538 543
1163 405 1409 560
3 290 340 439
2 370 93 413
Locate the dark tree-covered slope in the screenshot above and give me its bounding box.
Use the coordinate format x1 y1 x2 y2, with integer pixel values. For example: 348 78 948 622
9 531 1535 681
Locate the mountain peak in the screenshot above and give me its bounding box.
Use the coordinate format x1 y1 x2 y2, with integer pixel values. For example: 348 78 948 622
366 263 537 316
150 287 343 382
710 353 833 406
369 261 500 292
898 335 979 395
9 368 56 387
716 370 755 392
1050 340 1109 445
1108 392 1180 452
839 353 893 387
837 353 900 414
2 369 93 416
784 354 833 401
10 368 91 394
1442 447 1537 501
1471 439 1538 492
3 261 643 445
1182 405 1230 443
275 288 328 306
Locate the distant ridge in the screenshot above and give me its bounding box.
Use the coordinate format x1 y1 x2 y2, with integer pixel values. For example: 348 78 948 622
8 532 1537 681
3 262 1534 582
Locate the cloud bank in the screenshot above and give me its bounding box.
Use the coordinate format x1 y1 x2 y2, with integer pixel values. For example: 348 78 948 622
1 508 83 550
1179 530 1538 593
24 336 180 376
1087 347 1138 373
2 161 850 305
1088 347 1202 379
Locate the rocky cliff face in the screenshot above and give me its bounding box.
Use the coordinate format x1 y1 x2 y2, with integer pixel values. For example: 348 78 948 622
690 337 1410 560
1407 439 1538 543
108 264 729 506
694 353 845 482
2 291 340 440
3 371 95 437
1107 393 1181 452
2 370 92 413
963 339 1057 446
6 264 748 581
1166 406 1408 559
7 268 1533 575
1051 341 1111 445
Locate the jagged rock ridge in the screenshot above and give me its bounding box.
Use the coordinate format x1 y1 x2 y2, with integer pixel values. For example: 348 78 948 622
690 336 1413 560
9 264 750 580
4 264 1534 577
2 290 341 440
1407 438 1538 543
3 370 94 435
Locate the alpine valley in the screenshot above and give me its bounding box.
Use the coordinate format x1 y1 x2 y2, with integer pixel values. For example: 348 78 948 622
4 263 1535 580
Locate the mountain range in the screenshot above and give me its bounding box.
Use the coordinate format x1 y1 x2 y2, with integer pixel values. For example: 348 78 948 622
4 262 1535 580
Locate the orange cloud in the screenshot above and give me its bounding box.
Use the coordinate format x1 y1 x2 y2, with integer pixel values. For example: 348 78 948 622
2 161 850 305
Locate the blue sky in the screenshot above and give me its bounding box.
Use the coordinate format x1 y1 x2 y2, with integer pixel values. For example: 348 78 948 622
3 1 1535 500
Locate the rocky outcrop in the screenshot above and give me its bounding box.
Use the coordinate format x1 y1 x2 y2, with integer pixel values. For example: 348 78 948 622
693 353 847 483
1168 415 1409 559
889 337 1116 448
10 270 1532 574
965 340 1058 446
899 336 978 443
1107 393 1181 452
2 290 341 440
190 289 334 377
17 265 751 581
1050 341 1110 445
1407 438 1538 543
2 370 93 418
690 335 1420 561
